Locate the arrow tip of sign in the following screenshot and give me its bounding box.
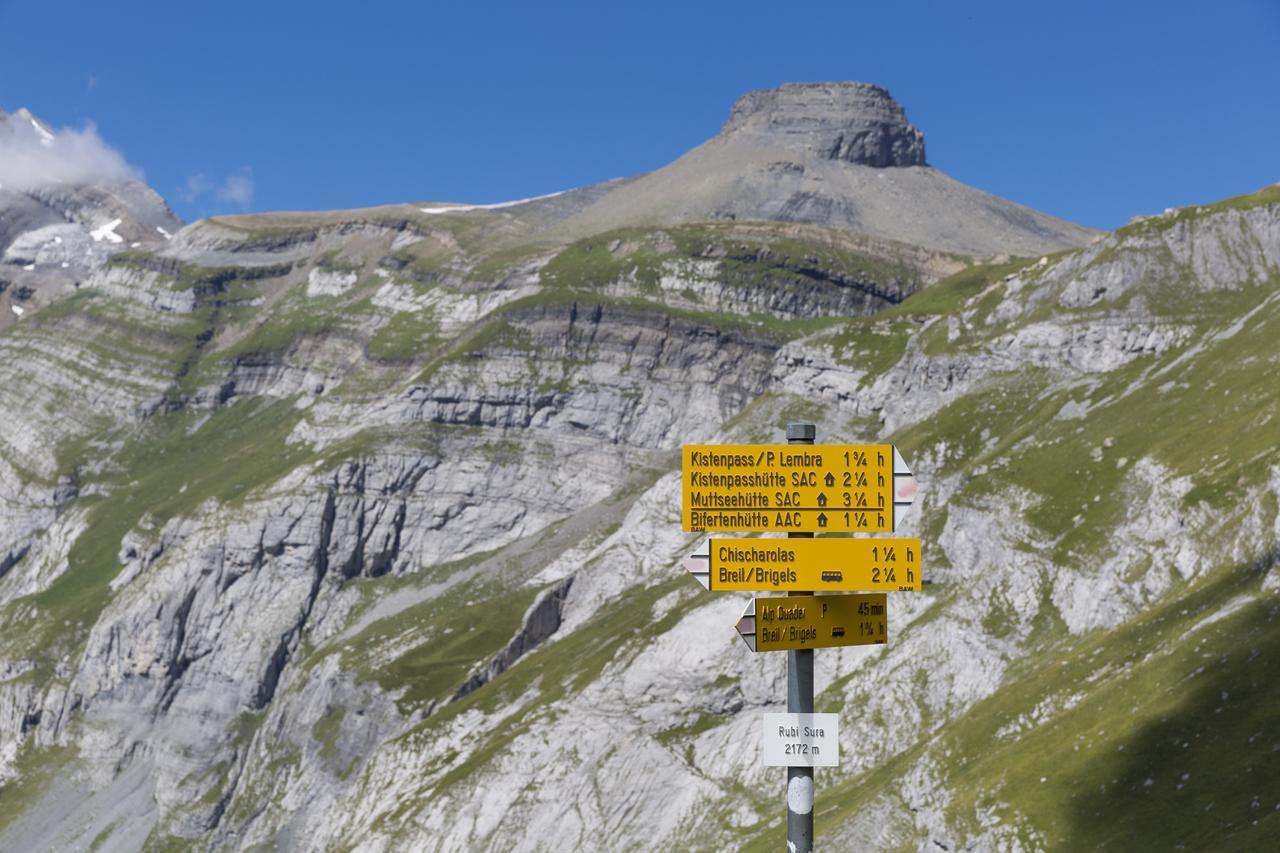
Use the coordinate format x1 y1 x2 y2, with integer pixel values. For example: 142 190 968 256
736 616 757 652
736 600 757 651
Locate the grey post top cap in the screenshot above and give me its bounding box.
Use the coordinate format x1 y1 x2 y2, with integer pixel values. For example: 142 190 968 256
786 423 816 441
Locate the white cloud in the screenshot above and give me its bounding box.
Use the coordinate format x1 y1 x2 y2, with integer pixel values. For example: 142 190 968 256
182 167 254 210
0 113 141 191
181 173 213 202
216 170 254 207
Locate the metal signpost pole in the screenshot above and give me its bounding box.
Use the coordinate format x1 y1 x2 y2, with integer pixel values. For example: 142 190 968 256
785 422 815 852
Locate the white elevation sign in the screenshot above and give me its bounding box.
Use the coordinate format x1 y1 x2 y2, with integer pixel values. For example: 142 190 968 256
762 712 839 767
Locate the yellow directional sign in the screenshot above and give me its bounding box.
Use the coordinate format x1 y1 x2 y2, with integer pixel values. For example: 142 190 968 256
681 443 917 533
687 538 921 592
736 593 887 652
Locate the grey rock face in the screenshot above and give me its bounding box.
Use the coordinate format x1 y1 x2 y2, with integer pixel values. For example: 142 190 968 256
452 576 573 701
723 82 927 167
346 299 781 450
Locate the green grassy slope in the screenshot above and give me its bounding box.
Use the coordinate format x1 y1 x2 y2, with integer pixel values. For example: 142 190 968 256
1 191 1277 851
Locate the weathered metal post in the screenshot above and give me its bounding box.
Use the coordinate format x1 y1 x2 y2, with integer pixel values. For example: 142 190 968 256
785 421 815 851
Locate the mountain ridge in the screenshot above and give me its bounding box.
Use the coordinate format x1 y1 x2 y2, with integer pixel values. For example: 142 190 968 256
540 82 1097 256
164 82 1095 261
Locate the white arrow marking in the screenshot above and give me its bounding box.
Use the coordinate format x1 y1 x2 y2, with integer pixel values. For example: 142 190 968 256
736 599 757 652
684 540 710 590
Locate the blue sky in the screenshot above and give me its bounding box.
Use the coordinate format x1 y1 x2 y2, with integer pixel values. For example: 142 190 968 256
2 0 1277 229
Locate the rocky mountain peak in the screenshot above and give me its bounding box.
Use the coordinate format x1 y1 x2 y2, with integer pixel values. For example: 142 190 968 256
720 81 927 168
0 107 56 147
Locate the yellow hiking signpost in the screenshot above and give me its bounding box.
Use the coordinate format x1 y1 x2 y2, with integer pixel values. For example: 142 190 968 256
681 443 918 533
735 593 888 652
679 425 924 853
685 537 922 592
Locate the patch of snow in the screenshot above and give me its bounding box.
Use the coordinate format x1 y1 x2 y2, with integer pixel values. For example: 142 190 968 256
420 188 568 215
22 264 34 271
90 218 124 244
130 242 140 248
156 226 172 239
29 117 54 147
11 304 24 317
420 205 471 215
